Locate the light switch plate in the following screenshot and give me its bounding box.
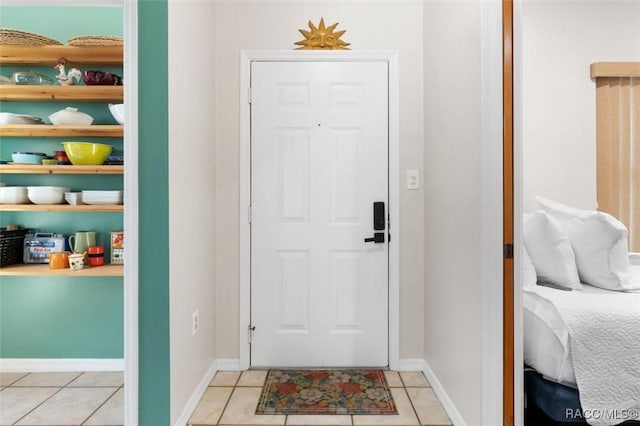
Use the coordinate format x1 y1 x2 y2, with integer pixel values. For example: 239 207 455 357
406 169 420 190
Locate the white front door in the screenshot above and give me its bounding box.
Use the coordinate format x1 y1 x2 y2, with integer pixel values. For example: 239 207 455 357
250 60 389 367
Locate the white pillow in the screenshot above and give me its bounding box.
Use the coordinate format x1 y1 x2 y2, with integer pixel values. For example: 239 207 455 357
523 210 582 290
536 196 639 291
522 246 537 289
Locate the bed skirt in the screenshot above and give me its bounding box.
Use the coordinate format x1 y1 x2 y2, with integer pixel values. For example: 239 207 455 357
525 369 583 423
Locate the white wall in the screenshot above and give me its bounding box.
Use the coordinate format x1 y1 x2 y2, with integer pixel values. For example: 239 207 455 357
423 1 483 425
168 1 217 424
522 0 640 212
212 0 426 360
163 2 496 424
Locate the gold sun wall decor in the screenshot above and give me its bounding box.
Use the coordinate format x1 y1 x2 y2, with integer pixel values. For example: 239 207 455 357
295 18 350 50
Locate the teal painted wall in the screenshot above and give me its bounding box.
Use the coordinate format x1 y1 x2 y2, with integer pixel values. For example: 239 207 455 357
0 7 122 43
0 7 124 359
2 4 173 423
0 279 123 358
138 0 170 424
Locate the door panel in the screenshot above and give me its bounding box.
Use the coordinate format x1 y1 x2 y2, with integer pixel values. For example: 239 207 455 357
251 61 389 367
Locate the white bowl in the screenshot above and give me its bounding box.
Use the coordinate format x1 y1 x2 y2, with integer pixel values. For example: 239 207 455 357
28 186 69 192
27 186 70 205
0 186 29 204
64 192 84 205
81 190 123 205
0 112 43 125
48 107 94 126
0 75 14 85
108 103 124 124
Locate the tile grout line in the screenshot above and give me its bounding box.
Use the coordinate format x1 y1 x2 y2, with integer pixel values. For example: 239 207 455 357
11 385 66 426
80 385 121 426
214 384 237 426
5 371 124 426
194 370 242 426
66 372 86 387
2 372 29 387
403 384 424 426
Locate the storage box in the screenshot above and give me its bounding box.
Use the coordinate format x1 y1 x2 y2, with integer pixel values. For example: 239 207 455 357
23 233 66 264
1 227 28 267
110 231 124 264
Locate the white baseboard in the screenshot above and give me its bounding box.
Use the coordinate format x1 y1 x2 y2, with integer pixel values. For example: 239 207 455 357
172 358 244 426
0 358 124 372
173 360 218 426
399 358 467 426
215 358 241 371
397 358 427 371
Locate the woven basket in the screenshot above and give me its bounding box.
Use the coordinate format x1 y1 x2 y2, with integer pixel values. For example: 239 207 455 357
68 35 123 46
0 28 62 45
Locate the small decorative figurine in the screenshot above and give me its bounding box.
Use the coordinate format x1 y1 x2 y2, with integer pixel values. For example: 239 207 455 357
295 18 350 50
54 57 81 86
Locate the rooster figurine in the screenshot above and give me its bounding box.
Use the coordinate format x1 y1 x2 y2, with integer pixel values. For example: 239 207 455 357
54 57 81 86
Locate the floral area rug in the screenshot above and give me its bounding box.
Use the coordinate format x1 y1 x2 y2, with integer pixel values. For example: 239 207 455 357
255 369 398 415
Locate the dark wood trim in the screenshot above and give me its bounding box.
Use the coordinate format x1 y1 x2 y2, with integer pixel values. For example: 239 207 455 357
503 1 515 426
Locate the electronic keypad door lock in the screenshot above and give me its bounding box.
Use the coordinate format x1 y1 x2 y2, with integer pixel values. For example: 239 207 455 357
364 232 385 243
373 201 385 230
364 202 386 243
364 201 387 244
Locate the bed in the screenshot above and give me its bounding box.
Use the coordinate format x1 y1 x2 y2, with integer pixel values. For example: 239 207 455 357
523 61 640 425
523 278 640 425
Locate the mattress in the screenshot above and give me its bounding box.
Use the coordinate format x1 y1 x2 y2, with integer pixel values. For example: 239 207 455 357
523 276 640 425
523 282 635 387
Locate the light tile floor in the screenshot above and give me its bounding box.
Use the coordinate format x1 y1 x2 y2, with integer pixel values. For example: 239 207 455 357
0 371 123 426
189 370 452 426
0 370 451 426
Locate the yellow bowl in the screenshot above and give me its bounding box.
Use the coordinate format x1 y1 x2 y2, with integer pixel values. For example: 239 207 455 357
61 142 112 166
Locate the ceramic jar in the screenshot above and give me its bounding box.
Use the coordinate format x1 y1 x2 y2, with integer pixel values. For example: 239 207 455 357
87 245 105 267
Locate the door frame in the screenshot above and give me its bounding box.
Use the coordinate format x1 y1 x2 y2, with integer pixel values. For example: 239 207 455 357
123 1 139 424
238 50 400 370
503 0 515 425
512 1 525 425
504 0 524 425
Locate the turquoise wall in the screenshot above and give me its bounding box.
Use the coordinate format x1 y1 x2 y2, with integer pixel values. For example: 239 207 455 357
0 7 122 43
0 279 123 358
137 0 170 424
0 7 124 359
2 4 172 423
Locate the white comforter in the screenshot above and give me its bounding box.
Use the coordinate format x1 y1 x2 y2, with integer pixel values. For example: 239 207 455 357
525 285 640 426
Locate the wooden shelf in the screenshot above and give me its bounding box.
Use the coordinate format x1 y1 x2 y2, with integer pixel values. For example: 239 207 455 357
0 124 123 137
0 263 123 277
0 86 123 102
0 204 123 212
0 164 123 174
0 45 123 66
0 46 126 280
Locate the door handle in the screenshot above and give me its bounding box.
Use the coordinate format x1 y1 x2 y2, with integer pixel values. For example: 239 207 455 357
364 232 385 243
